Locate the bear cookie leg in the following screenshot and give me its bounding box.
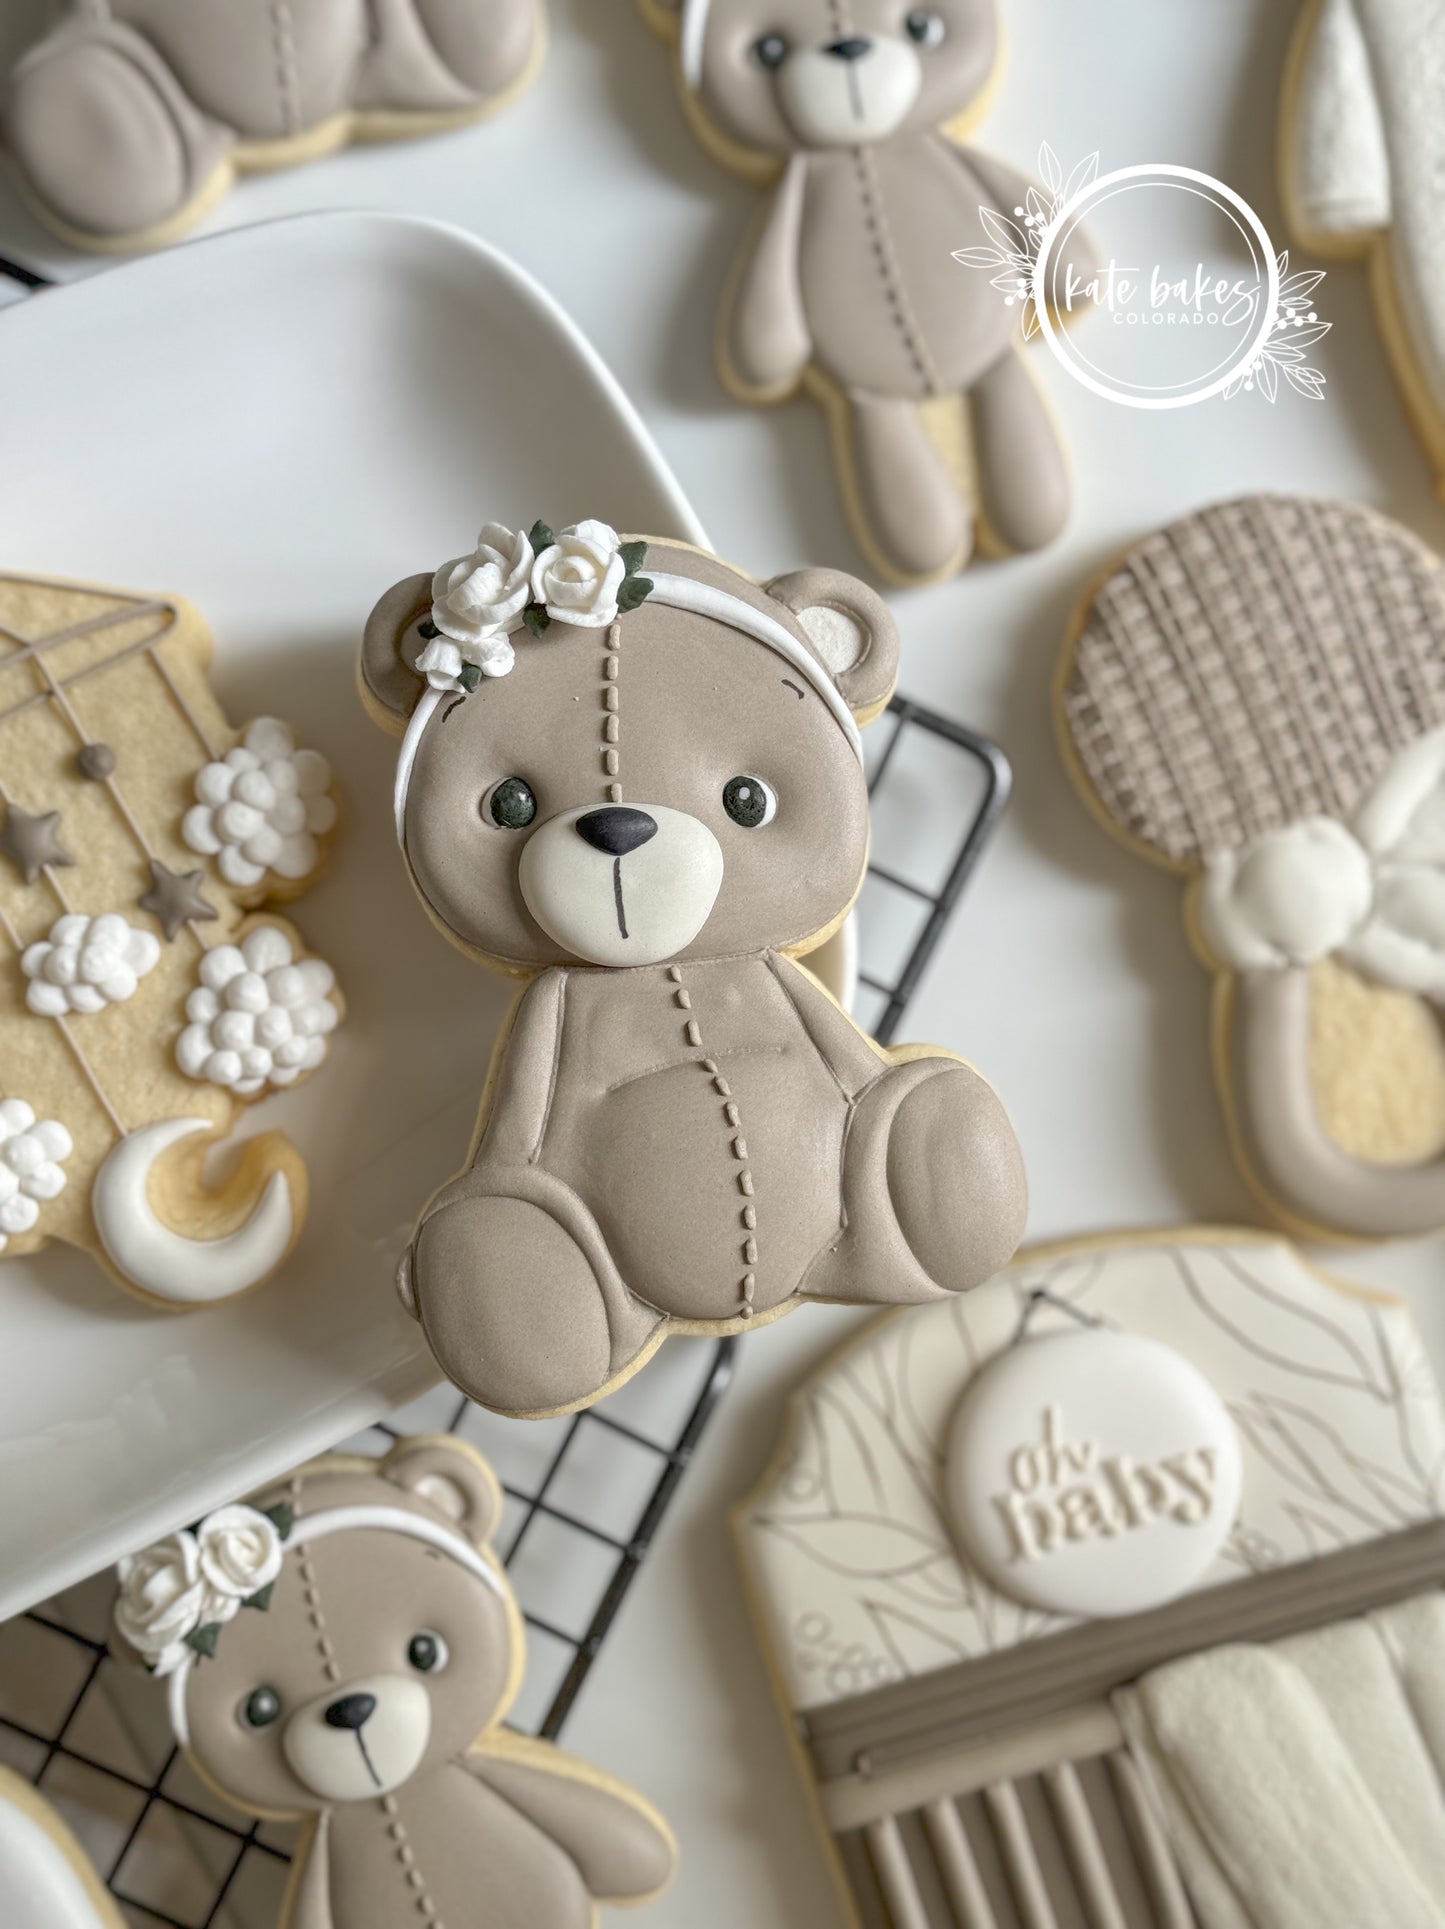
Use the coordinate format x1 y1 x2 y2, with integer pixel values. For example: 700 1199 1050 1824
406 1169 665 1418
4 18 232 249
971 351 1070 554
805 1058 1027 1306
844 391 973 583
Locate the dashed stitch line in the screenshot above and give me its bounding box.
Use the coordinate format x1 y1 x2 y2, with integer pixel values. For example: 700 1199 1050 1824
269 0 301 136
670 968 757 1316
603 624 622 802
290 1476 341 1685
382 1795 443 1927
852 146 939 394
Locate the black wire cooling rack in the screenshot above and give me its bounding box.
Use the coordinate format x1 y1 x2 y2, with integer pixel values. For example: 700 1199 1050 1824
0 221 1013 1929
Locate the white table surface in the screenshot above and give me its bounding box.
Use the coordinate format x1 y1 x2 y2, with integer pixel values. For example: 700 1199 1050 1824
3 3 1445 1926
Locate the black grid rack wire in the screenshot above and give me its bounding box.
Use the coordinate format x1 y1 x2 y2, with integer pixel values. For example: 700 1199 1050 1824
0 223 1012 1929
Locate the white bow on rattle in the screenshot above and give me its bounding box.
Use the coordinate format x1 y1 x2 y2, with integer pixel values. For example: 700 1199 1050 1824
1199 727 1445 998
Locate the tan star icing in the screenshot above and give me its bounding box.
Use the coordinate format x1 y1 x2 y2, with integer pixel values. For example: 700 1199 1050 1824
0 805 73 885
138 859 218 941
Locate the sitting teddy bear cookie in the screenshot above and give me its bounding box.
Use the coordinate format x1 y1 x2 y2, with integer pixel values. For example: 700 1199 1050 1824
1280 0 1445 489
0 570 342 1307
2 0 546 254
113 1436 677 1929
1057 493 1445 1243
641 0 1071 585
362 519 1027 1417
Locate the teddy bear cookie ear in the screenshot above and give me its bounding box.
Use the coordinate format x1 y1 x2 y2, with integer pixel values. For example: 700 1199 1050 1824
360 572 433 729
766 567 900 725
381 1437 503 1547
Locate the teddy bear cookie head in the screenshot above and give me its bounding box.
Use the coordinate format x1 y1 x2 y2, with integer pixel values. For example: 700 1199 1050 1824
113 1438 518 1818
363 522 897 972
660 0 997 154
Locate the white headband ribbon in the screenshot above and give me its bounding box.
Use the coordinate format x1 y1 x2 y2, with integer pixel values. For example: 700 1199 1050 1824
168 1504 505 1747
1198 726 1445 999
680 0 710 87
394 570 862 847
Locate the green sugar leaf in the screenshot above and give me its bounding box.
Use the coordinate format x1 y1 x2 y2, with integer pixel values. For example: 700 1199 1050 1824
616 575 654 613
457 663 483 692
528 520 555 553
263 1501 295 1541
618 540 648 576
185 1623 221 1660
523 605 552 637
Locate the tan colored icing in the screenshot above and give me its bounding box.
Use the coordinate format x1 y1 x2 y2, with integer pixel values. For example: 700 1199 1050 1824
1310 957 1445 1165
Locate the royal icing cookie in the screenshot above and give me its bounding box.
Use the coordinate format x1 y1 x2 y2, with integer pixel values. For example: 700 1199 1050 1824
0 572 343 1307
1056 494 1445 1243
0 1768 124 1929
641 0 1071 585
1280 0 1445 487
3 0 547 255
112 1436 678 1929
362 519 1027 1418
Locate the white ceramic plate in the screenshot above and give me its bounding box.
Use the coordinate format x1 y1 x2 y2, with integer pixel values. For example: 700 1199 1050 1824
0 210 718 1618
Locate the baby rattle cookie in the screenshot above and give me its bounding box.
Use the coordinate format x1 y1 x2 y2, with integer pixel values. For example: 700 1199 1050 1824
641 0 1072 585
2 0 547 254
0 1768 124 1929
1056 493 1445 1243
362 519 1027 1418
112 1435 678 1929
0 570 342 1308
1280 0 1445 489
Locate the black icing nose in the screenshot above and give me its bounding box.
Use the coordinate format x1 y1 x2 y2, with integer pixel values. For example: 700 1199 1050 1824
824 36 872 59
575 807 657 857
324 1693 377 1731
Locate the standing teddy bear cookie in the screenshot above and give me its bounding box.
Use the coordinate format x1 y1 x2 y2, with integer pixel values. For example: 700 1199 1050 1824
1057 493 1445 1244
362 520 1027 1418
112 1436 677 1929
2 0 547 253
642 0 1071 584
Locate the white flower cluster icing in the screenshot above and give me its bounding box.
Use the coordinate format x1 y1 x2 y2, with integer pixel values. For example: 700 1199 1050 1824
183 717 336 890
1199 727 1445 997
422 519 639 689
115 1504 286 1676
21 913 161 1016
0 1098 71 1252
177 926 339 1096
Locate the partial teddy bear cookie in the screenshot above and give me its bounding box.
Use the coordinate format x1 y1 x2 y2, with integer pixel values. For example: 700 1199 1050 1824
363 519 1027 1418
2 0 547 254
1056 494 1445 1243
112 1436 678 1929
641 0 1071 585
1280 0 1445 490
0 572 342 1307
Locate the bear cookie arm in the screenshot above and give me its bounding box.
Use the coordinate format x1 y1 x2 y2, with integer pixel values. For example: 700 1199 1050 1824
365 522 1028 1419
114 1436 678 1929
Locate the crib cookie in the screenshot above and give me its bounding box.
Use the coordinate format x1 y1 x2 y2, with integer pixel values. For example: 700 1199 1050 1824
0 1768 124 1929
113 1435 677 1929
1057 493 1445 1243
2 0 547 255
362 519 1027 1417
641 0 1071 585
0 572 343 1307
1280 0 1445 489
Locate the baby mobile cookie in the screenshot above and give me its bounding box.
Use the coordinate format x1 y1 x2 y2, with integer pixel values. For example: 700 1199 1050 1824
1056 493 1445 1242
112 1436 678 1929
0 572 343 1308
362 518 1027 1418
3 0 548 254
642 0 1073 585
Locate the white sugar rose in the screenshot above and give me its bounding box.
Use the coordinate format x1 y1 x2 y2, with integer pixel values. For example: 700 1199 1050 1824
115 1531 208 1673
183 718 337 891
428 521 534 685
177 925 340 1097
531 520 628 629
22 913 160 1017
1197 818 1373 972
0 1098 72 1252
196 1504 284 1602
414 628 515 690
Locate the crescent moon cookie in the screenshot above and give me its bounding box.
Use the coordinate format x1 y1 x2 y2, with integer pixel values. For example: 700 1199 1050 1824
641 0 1072 586
0 571 344 1308
2 0 547 255
0 1768 124 1929
111 1436 678 1929
1056 494 1445 1243
1280 0 1445 488
363 520 1027 1418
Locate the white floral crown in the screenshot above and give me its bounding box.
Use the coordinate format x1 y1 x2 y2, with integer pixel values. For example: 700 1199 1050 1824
115 1501 294 1678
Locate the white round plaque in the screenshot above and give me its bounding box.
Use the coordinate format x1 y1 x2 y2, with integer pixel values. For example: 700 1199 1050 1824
945 1328 1242 1618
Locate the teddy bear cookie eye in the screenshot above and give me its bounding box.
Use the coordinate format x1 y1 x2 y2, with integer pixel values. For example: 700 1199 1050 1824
905 8 947 46
752 31 789 69
722 775 778 829
482 777 538 831
240 1686 282 1730
408 1630 450 1673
